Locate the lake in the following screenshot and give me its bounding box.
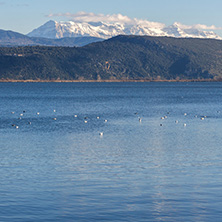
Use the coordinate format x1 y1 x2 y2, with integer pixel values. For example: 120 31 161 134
1 82 222 221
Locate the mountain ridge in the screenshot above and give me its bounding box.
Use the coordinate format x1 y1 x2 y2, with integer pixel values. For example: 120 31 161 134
0 29 103 47
28 20 222 40
0 35 222 81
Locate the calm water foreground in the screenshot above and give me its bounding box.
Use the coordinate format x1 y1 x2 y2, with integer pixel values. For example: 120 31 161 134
1 82 222 221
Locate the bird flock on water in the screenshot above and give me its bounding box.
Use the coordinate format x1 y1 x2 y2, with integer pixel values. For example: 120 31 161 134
10 109 109 136
9 108 214 137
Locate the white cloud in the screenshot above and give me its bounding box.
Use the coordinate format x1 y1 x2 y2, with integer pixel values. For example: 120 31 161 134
47 11 222 31
173 22 222 31
48 12 132 24
16 3 29 7
135 19 165 29
47 11 165 28
193 24 222 30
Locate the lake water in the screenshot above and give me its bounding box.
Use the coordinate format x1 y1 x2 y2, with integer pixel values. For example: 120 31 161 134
1 82 222 221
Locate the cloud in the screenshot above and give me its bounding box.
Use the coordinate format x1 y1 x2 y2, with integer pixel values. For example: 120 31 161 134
16 3 29 7
47 11 165 28
193 24 222 30
48 12 133 24
0 1 29 7
47 11 222 31
174 22 222 31
135 19 165 29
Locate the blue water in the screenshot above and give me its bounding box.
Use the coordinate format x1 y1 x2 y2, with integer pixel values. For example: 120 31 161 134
1 82 222 221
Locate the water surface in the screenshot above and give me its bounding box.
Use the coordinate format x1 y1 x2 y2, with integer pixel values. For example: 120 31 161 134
1 82 222 221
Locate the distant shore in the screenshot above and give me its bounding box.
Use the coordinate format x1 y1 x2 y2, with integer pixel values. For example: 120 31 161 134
0 79 219 83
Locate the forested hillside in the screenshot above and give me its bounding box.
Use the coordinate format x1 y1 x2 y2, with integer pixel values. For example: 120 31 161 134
0 35 222 81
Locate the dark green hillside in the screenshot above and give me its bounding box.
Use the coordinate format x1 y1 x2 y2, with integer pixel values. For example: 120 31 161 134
0 35 222 80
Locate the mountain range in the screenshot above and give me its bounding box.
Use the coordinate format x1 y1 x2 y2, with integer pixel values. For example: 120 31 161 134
27 20 222 40
0 29 103 47
0 19 221 47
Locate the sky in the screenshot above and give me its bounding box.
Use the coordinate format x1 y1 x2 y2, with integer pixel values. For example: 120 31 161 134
0 0 222 36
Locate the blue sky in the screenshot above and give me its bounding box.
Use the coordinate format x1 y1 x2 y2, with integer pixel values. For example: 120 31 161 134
0 0 222 36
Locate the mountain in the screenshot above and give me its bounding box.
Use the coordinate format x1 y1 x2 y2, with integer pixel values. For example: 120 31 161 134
29 36 103 47
0 29 103 47
162 22 220 39
0 29 34 46
27 20 222 40
0 35 222 81
28 20 126 39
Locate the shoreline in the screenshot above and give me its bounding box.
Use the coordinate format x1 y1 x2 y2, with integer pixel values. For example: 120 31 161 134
0 79 219 83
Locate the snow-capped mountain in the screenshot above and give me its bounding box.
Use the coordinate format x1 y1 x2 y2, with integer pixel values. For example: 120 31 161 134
162 22 221 39
27 20 222 40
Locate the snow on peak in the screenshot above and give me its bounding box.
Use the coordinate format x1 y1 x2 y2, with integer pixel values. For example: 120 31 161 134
27 19 222 40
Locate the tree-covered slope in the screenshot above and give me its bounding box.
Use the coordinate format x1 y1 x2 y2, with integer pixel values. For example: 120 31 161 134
0 35 222 80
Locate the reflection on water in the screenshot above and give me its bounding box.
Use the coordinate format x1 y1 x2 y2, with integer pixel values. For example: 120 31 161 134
1 82 222 221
